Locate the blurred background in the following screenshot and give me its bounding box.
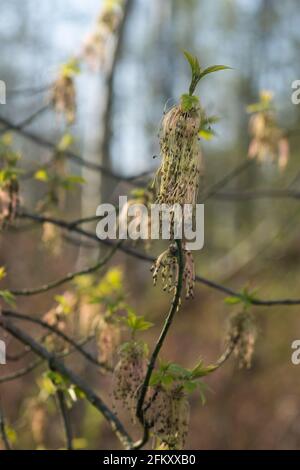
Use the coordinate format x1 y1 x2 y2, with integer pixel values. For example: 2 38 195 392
1 0 300 450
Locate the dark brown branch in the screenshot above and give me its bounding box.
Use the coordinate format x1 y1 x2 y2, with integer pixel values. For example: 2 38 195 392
0 317 133 449
2 310 110 372
11 241 121 297
0 402 11 450
0 105 50 136
0 334 96 384
134 240 184 449
0 358 43 384
200 160 254 202
0 115 153 184
56 389 73 450
212 188 300 201
17 209 300 306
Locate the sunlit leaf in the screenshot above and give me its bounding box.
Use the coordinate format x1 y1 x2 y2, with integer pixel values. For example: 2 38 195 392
34 169 49 182
199 65 232 80
0 290 15 307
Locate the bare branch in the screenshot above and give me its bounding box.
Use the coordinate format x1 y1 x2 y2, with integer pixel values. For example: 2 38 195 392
56 389 73 450
2 310 111 372
0 317 133 449
11 241 121 297
17 209 300 306
0 402 11 450
134 240 184 449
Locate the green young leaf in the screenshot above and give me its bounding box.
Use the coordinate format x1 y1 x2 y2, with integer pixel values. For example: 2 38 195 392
61 58 80 78
183 50 201 77
54 295 73 315
225 288 257 307
1 133 13 147
180 94 199 112
34 169 49 182
57 133 75 152
224 296 242 305
0 167 22 185
125 310 153 332
184 380 198 393
4 425 17 444
199 65 232 80
72 438 88 450
0 290 15 307
0 266 7 281
198 128 216 141
198 382 208 406
61 175 86 189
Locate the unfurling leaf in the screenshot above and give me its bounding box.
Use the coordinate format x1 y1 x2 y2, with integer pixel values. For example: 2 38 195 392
199 65 232 80
180 94 199 112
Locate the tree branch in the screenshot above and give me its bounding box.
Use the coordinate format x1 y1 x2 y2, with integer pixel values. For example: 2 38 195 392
56 389 73 450
0 316 133 449
11 241 121 297
1 310 110 372
0 402 11 450
17 209 300 306
134 240 184 449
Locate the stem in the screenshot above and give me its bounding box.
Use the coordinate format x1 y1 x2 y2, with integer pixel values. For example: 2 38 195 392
57 389 73 450
0 317 133 449
0 402 11 450
134 239 184 449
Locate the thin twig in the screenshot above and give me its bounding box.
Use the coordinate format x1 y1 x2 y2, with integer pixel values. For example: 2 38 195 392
17 209 300 306
0 335 96 384
1 310 110 372
11 241 121 297
134 240 184 449
0 317 133 449
0 402 11 450
56 389 73 450
0 114 153 184
213 188 300 201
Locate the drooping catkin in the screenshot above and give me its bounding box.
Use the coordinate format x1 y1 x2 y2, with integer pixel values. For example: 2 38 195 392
226 311 257 369
156 103 203 207
112 341 147 419
247 91 289 171
144 385 190 450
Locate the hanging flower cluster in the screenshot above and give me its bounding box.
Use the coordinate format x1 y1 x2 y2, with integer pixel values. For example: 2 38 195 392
96 316 121 368
156 102 203 207
151 52 230 299
51 59 79 124
151 244 195 299
226 310 257 369
0 134 20 230
247 90 289 171
144 385 190 450
0 178 19 230
112 340 148 419
81 0 126 70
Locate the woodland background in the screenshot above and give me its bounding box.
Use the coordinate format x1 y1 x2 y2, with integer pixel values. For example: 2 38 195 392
1 0 300 450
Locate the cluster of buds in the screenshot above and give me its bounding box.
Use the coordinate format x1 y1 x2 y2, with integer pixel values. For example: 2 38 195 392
81 0 126 70
155 102 203 207
247 91 289 171
95 316 121 368
144 385 190 450
25 399 47 447
112 340 147 419
0 178 19 230
0 135 20 230
42 292 76 353
118 187 155 250
151 243 195 299
51 60 78 124
41 221 62 256
226 311 257 369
